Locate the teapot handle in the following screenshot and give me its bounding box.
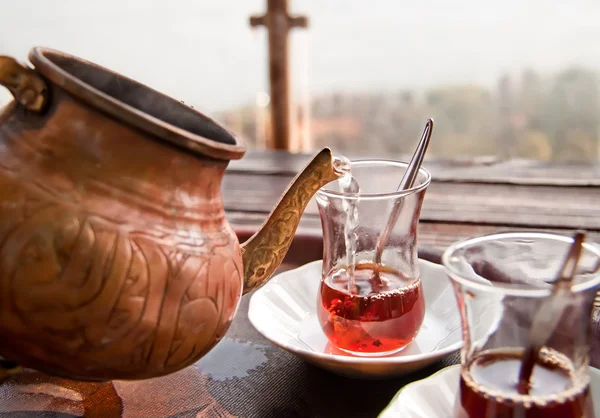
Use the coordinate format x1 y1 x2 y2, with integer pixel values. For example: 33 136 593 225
0 56 49 112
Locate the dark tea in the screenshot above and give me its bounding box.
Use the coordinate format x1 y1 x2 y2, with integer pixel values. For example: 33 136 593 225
317 262 425 355
454 348 594 418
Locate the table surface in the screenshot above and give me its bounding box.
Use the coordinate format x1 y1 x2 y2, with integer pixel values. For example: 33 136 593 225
1 151 600 418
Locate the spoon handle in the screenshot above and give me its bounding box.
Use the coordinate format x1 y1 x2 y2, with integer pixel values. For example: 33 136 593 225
374 119 434 266
396 119 434 191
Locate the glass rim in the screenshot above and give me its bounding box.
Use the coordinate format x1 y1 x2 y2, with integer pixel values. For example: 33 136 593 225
317 159 432 200
442 231 600 296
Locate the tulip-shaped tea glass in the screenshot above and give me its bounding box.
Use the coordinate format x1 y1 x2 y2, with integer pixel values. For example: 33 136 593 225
442 232 600 418
315 159 431 356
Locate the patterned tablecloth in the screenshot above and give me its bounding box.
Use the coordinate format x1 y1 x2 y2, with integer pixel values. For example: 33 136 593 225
0 293 459 418
3 243 600 417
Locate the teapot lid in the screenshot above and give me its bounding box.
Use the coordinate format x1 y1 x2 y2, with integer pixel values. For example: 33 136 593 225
28 47 246 161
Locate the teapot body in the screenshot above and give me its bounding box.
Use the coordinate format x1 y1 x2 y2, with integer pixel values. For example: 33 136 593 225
0 48 342 381
0 55 244 381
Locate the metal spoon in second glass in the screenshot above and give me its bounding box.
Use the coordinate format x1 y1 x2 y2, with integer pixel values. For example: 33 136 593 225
517 231 586 394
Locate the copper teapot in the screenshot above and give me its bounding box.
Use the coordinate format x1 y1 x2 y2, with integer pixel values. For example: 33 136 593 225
0 48 341 381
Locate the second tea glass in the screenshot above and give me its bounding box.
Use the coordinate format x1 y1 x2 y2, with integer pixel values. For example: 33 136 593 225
443 232 600 418
315 159 431 356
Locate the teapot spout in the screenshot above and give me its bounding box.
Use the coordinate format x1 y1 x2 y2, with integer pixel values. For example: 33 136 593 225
241 148 343 294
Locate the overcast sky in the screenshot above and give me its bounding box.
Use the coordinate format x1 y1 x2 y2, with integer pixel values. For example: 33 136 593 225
2 0 600 112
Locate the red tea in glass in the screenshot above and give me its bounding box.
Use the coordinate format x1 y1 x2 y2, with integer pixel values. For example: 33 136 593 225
454 348 594 418
317 263 425 355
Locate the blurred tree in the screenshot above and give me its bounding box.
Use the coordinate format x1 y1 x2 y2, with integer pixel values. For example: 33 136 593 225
515 130 552 161
519 69 545 131
430 132 497 157
556 128 598 162
425 86 494 158
542 67 600 160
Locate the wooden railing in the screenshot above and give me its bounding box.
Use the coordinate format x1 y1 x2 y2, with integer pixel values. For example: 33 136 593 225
225 151 600 249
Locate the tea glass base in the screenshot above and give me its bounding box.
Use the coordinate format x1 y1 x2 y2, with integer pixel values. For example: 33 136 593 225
335 343 412 358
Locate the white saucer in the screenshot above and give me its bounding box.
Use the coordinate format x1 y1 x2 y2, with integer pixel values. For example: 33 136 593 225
378 364 600 417
248 259 498 379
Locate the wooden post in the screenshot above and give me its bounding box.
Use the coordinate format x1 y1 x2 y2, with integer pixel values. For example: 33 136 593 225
250 0 308 150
